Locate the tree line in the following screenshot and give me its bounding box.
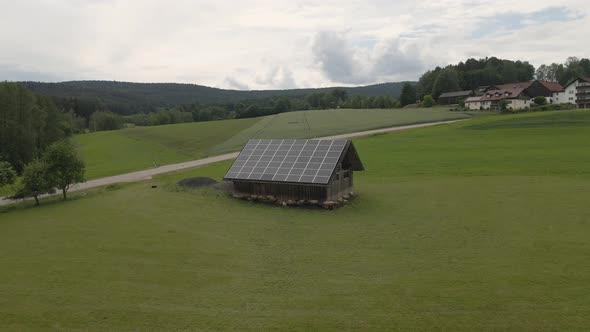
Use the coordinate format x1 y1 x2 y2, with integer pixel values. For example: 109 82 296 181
535 57 590 86
0 82 86 205
23 80 407 116
98 89 403 129
416 57 536 99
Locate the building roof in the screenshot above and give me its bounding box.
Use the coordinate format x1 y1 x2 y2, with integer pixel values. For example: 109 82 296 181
494 81 534 90
564 76 590 88
538 80 565 92
438 90 474 98
224 139 364 185
479 87 527 101
465 96 482 102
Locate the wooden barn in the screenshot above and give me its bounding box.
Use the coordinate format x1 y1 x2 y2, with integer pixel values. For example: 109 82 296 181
437 90 475 105
224 139 364 203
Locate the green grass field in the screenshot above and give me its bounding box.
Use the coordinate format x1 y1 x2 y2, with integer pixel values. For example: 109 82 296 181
75 107 473 179
2 110 590 330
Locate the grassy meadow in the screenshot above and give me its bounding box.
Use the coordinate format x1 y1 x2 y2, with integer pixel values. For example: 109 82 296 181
75 107 472 179
2 110 590 330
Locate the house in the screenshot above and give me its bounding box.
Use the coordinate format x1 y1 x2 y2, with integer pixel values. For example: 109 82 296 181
475 86 492 96
468 86 533 110
224 139 364 204
559 77 590 109
465 80 566 110
464 96 482 110
437 90 475 105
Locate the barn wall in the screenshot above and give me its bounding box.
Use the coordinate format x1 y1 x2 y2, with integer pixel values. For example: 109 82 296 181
327 167 353 201
233 181 328 201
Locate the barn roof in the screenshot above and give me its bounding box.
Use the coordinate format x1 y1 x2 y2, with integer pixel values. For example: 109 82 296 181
538 80 564 92
224 139 364 185
438 90 474 98
465 96 482 102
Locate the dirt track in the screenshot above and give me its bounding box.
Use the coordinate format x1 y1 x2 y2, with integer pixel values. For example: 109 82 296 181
0 119 463 206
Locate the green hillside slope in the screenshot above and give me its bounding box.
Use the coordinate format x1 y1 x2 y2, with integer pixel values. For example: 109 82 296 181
75 107 472 179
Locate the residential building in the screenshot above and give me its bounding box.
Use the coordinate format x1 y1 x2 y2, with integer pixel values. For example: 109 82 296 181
560 77 590 109
465 80 566 111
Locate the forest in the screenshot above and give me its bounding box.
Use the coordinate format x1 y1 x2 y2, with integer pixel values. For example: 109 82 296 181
23 81 409 115
0 82 84 173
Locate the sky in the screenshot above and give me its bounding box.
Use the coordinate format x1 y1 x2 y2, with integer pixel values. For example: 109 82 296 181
0 0 587 90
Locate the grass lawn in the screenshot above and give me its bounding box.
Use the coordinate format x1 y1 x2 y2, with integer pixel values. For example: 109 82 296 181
2 110 590 330
75 107 473 179
74 117 260 179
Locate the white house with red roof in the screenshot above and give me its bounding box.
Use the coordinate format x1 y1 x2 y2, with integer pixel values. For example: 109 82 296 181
465 80 567 111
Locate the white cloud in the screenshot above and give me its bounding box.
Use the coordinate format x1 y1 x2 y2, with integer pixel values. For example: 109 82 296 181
0 0 587 89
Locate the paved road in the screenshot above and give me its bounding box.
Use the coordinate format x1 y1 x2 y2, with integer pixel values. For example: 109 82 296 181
0 119 463 206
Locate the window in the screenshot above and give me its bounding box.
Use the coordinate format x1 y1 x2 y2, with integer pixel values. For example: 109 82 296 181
343 171 350 178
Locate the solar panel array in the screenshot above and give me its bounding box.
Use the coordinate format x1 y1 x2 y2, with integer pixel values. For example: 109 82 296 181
224 139 348 184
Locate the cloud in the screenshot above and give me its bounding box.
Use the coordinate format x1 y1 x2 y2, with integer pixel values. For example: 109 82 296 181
312 31 367 84
472 6 584 38
0 64 63 82
223 77 250 90
311 31 425 84
255 65 298 89
0 1 588 88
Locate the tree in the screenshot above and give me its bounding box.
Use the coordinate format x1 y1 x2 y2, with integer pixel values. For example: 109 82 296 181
423 95 434 107
416 67 441 98
44 141 85 200
432 67 461 99
89 111 124 131
499 100 509 112
0 83 76 173
331 88 348 102
0 158 16 187
11 160 55 206
458 98 466 108
400 83 417 106
534 96 547 106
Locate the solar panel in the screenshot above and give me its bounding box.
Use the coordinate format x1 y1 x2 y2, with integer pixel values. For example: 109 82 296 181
224 139 348 184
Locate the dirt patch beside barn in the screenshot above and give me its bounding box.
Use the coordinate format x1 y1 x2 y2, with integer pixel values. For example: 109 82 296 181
177 177 218 188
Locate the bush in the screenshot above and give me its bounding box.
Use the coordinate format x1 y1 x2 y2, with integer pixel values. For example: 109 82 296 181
534 96 547 106
0 159 16 187
423 95 434 107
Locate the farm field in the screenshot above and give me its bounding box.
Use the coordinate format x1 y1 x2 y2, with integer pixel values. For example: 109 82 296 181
2 110 590 330
75 107 473 179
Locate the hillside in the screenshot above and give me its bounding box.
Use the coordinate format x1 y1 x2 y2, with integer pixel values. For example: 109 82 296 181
22 80 413 114
74 107 472 179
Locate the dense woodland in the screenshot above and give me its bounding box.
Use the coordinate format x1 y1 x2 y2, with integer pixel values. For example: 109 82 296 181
0 82 83 173
23 81 408 115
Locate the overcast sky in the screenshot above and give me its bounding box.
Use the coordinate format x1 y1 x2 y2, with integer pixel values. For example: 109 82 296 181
0 0 587 90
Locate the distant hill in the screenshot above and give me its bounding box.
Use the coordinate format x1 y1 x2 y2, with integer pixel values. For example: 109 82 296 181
21 80 414 114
